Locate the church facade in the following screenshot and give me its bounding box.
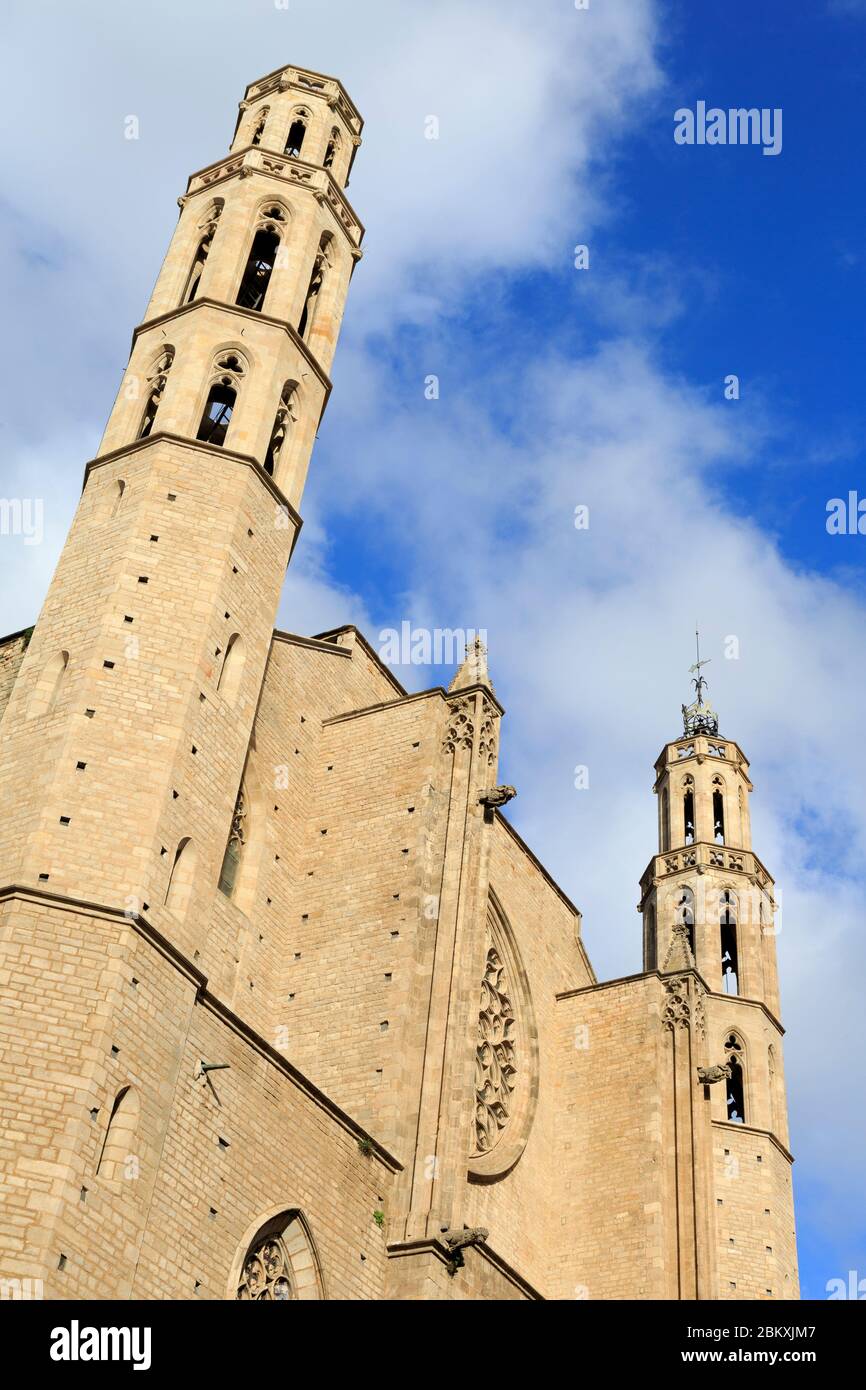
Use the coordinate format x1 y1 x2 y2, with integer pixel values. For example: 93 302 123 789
0 64 798 1301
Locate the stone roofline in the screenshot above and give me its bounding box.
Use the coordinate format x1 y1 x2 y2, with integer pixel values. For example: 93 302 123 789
0 883 401 1175
556 966 785 1035
242 63 364 133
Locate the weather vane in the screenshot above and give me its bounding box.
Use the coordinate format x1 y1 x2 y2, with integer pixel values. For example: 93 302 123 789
681 625 719 736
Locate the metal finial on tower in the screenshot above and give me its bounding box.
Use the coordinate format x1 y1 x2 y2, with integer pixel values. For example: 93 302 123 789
681 625 719 736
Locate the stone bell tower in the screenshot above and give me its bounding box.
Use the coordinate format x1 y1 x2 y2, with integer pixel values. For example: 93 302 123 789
0 63 363 958
0 63 365 1297
637 640 798 1299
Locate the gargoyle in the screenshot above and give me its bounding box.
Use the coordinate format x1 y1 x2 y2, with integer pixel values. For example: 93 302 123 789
697 1063 732 1086
478 786 516 810
441 1225 489 1275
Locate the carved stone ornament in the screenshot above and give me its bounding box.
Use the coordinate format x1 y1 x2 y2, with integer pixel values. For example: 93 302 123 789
697 1062 732 1085
443 697 474 754
472 947 517 1155
478 785 516 809
662 976 692 1031
441 1226 489 1275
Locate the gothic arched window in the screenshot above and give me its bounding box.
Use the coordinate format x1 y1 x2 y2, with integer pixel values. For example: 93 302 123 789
235 1211 322 1300
218 784 247 898
197 382 236 446
165 837 197 917
284 110 310 157
712 777 725 843
724 1033 746 1123
138 349 174 439
660 786 670 852
250 105 269 147
218 633 245 705
197 352 245 447
298 233 333 341
264 382 299 479
96 1086 140 1182
28 649 68 719
683 785 695 845
182 201 222 305
236 227 281 311
323 127 341 170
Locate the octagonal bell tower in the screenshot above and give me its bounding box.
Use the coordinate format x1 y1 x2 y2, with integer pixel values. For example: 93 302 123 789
0 62 364 972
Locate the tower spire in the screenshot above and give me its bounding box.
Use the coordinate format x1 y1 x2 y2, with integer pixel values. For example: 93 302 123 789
681 625 718 736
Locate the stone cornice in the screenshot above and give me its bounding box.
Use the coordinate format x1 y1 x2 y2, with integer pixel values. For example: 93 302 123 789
242 64 363 135
555 967 786 1033
272 630 352 658
385 1237 543 1300
129 296 334 412
82 432 304 563
183 146 364 250
712 1118 794 1165
653 735 752 785
638 842 775 903
0 883 401 1174
322 686 447 727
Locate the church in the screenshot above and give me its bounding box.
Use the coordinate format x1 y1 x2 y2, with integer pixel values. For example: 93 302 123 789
0 63 798 1301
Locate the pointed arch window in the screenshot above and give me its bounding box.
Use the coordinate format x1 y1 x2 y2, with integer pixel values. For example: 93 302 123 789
264 382 299 478
250 106 269 147
284 110 310 157
111 479 126 516
719 889 739 995
218 784 247 898
197 352 245 448
138 349 174 439
182 202 222 305
197 381 236 446
236 227 281 311
165 837 197 917
298 234 332 341
235 1211 322 1300
323 127 341 170
28 649 68 719
217 633 245 705
724 1034 746 1123
712 777 725 843
683 783 695 845
96 1086 140 1182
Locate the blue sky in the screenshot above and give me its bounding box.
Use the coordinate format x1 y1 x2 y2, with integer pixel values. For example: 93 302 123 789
1 0 865 1300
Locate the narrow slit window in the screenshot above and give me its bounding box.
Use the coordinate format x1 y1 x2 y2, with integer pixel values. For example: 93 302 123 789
683 789 695 845
713 788 725 843
720 890 739 995
725 1035 746 1123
